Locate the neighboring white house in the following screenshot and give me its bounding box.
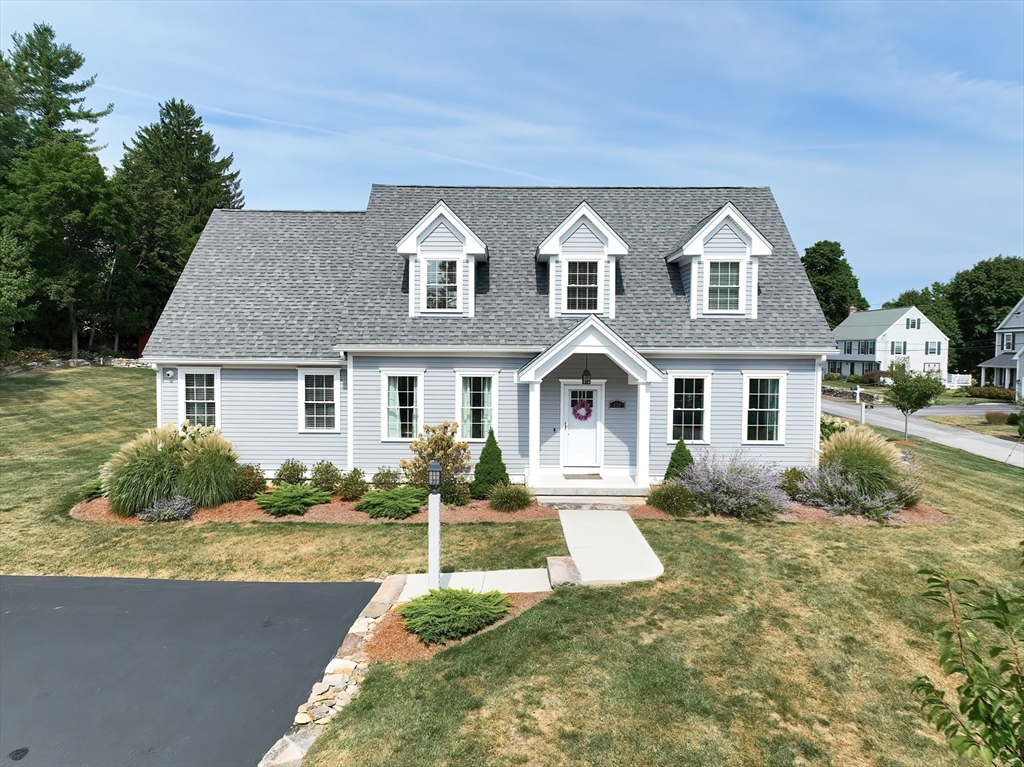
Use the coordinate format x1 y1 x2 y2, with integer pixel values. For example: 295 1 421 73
827 306 949 381
978 295 1024 401
143 185 836 493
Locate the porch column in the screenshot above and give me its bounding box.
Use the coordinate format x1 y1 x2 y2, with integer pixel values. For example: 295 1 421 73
980 368 986 387
528 381 541 482
636 382 651 488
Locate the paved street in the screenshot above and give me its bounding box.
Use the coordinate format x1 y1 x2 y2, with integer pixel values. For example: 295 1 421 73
822 400 1024 468
0 576 377 767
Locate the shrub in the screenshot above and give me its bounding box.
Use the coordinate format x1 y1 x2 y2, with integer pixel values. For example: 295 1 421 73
400 421 471 502
100 425 186 517
967 385 1016 401
487 483 534 512
1006 410 1021 426
354 486 428 519
176 431 239 508
234 464 267 500
138 495 196 523
984 411 1010 425
274 459 307 486
820 415 851 443
372 467 402 491
646 483 696 517
470 428 509 499
681 452 788 521
846 374 865 384
310 460 343 493
822 372 843 381
398 588 511 645
863 369 888 386
820 426 902 497
255 483 331 516
948 386 970 398
797 463 901 522
779 467 807 500
336 468 369 501
664 440 694 482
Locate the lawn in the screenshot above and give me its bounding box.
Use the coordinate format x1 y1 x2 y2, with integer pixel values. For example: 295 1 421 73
823 379 1008 406
925 413 1021 441
3 368 1022 766
0 367 566 580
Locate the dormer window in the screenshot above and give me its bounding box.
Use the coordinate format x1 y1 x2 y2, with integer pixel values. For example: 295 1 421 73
566 261 599 312
707 261 740 311
425 258 459 311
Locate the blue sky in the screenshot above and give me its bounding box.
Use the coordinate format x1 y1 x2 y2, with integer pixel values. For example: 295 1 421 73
3 1 1022 306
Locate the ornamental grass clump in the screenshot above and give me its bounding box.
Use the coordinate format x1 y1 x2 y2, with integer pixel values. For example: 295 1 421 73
487 483 534 512
354 486 428 519
398 588 511 645
646 483 696 517
100 425 185 517
681 452 787 521
176 431 239 508
820 426 904 497
255 483 331 516
138 495 196 523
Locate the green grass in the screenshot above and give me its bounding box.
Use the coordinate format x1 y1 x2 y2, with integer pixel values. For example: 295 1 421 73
823 379 1005 406
0 368 567 580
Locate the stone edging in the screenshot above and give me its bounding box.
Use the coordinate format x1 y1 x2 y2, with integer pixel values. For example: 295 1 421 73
1 357 153 377
257 573 407 767
821 385 882 404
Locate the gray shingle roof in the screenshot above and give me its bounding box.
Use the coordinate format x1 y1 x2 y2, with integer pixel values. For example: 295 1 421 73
145 185 834 359
978 351 1019 368
832 307 913 341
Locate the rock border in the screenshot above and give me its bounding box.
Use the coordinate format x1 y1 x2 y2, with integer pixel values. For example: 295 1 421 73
257 573 406 767
1 357 153 377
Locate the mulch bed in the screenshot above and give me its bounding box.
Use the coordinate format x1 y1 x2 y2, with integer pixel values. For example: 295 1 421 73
628 502 947 526
70 497 673 525
361 591 550 663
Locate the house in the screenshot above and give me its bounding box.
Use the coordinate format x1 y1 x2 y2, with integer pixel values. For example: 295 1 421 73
143 185 835 492
827 306 949 381
978 295 1024 401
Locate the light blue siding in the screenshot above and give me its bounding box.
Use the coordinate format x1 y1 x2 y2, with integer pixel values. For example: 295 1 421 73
648 356 818 472
420 221 462 252
704 221 746 256
562 221 604 255
160 370 178 425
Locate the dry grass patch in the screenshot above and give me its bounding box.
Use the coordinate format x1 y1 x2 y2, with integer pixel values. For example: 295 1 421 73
924 414 1020 440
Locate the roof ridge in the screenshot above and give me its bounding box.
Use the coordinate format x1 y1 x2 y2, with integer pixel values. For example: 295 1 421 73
214 209 366 214
370 184 771 191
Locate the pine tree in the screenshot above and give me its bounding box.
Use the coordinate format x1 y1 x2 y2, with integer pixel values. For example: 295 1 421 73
471 428 509 499
664 440 694 482
801 240 869 329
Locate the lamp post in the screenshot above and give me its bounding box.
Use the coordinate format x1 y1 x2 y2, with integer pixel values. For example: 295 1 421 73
427 460 441 590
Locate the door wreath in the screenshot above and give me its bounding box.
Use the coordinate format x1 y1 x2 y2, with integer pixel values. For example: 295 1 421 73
571 398 593 421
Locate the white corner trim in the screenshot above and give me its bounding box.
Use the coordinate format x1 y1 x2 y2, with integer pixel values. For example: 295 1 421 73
467 258 475 318
379 369 425 442
408 257 416 317
538 201 628 258
669 202 773 261
396 200 486 258
176 367 221 429
750 257 759 319
453 370 500 442
548 260 556 318
608 258 616 319
690 259 698 319
296 368 343 433
740 371 788 445
813 355 825 464
665 372 713 445
347 354 354 470
155 367 163 427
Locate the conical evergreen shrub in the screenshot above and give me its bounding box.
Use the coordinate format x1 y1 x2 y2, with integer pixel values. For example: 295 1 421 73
664 440 694 482
471 428 509 499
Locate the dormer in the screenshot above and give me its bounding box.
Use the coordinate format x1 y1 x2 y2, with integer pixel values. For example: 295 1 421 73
666 202 773 320
537 202 628 319
396 200 487 317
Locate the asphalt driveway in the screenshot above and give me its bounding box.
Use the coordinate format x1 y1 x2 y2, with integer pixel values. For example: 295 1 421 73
0 576 377 767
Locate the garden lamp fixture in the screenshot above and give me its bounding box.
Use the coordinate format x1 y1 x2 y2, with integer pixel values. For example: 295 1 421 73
427 460 442 493
581 354 591 385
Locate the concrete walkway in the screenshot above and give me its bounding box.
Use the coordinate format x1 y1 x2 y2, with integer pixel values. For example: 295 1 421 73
397 569 551 602
822 400 1024 468
558 509 664 585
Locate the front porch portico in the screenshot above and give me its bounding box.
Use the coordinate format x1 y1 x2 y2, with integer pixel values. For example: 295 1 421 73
516 317 664 490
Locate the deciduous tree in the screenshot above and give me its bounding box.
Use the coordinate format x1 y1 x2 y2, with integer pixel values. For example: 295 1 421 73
801 240 869 329
946 256 1024 372
884 359 945 440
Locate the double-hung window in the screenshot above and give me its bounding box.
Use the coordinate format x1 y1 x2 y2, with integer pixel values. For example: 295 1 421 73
743 374 785 443
827 360 843 374
906 317 921 329
425 260 459 310
180 369 219 428
299 371 339 431
707 262 740 311
924 341 942 355
842 341 854 355
670 376 709 443
1002 334 1015 351
457 373 496 440
565 261 599 311
859 340 875 355
383 372 421 440
891 341 907 355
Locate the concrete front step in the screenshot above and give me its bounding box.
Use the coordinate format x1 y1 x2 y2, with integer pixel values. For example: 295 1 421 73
531 486 643 497
537 495 645 511
546 556 582 587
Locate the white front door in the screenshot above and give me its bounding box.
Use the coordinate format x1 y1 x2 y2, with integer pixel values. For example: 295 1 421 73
562 385 602 467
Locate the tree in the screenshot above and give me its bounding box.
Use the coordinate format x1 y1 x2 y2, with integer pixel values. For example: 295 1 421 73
946 256 1024 372
884 359 946 440
0 230 37 352
801 241 870 329
470 427 509 499
664 440 694 481
2 141 113 358
883 283 963 369
5 23 112 146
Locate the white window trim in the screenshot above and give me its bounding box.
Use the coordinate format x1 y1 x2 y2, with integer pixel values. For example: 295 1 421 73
741 371 787 445
665 371 713 445
560 256 604 315
177 367 221 429
702 259 746 315
297 368 342 433
380 368 424 442
419 255 464 314
454 369 500 442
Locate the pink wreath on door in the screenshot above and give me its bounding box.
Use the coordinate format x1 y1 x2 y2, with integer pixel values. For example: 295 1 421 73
571 398 593 421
